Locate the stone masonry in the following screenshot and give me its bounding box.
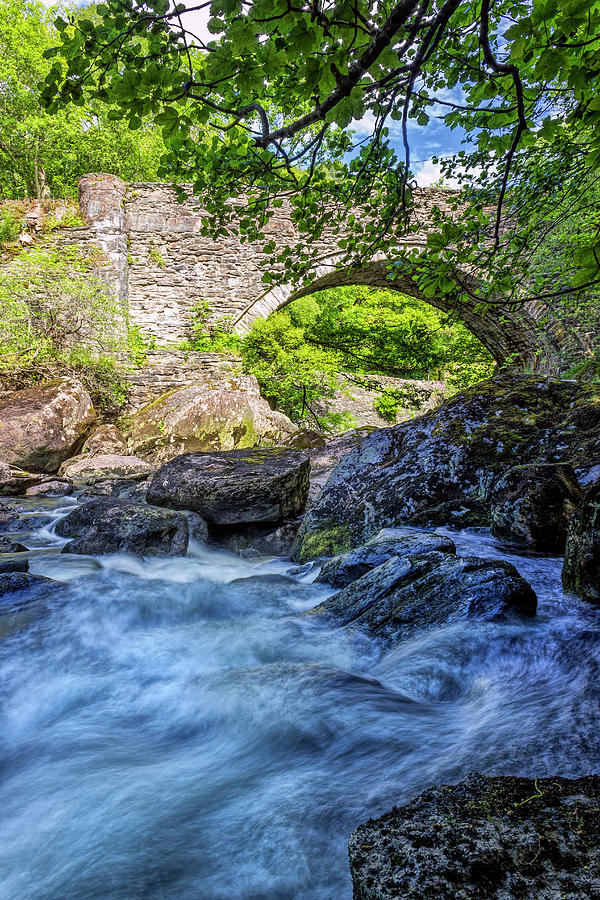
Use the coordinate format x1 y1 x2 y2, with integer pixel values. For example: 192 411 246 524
75 174 577 372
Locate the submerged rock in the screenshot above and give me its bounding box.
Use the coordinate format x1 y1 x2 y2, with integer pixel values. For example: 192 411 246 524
316 528 456 588
0 378 96 473
292 375 600 562
123 377 297 463
0 572 59 601
147 448 310 525
562 482 600 605
349 773 600 900
309 552 537 648
59 453 154 484
490 463 582 552
56 498 189 557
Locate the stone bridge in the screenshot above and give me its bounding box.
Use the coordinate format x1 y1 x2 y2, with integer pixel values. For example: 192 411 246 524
73 174 575 371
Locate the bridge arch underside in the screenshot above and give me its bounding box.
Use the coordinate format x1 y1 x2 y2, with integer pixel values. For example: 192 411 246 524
249 262 560 372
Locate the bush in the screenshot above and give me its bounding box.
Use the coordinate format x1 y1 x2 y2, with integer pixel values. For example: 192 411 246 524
0 208 21 244
0 245 127 359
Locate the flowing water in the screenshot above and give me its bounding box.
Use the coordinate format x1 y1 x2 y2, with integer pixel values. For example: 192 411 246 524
1 500 599 899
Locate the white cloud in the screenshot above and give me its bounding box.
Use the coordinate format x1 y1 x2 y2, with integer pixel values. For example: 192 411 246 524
414 158 462 188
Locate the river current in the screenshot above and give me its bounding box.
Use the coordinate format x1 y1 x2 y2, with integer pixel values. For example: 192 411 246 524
1 498 599 899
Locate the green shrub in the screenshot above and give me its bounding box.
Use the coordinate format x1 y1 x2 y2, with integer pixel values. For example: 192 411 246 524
0 209 21 244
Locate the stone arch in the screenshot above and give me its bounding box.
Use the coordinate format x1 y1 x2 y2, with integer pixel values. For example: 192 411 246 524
232 260 563 372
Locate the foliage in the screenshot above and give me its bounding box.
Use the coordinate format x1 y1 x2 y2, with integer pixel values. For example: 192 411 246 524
0 208 21 244
188 286 493 428
186 300 242 354
0 245 127 357
127 323 156 365
373 384 427 424
0 243 151 410
0 0 167 199
40 0 600 347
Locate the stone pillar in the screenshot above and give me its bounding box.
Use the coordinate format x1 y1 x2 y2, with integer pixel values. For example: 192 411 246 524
78 174 129 308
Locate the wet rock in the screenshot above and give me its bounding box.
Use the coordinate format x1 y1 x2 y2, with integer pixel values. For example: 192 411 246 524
562 482 600 605
349 773 600 900
309 552 537 648
305 428 373 503
81 424 127 455
0 554 29 574
0 572 59 601
25 479 72 498
0 378 96 473
0 502 22 533
123 376 297 463
77 478 150 501
490 463 582 552
213 519 301 557
293 375 600 562
147 448 310 525
58 453 154 484
315 528 456 588
56 498 189 557
0 536 27 553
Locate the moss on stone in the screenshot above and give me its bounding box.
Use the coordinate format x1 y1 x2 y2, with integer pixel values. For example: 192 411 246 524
296 524 352 562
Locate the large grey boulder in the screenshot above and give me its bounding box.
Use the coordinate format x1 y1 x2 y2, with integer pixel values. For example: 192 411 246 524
349 773 600 900
562 482 600 605
315 527 456 588
292 375 600 562
309 552 537 648
123 377 297 463
490 463 582 552
147 448 310 525
59 453 154 484
56 498 189 556
0 378 96 472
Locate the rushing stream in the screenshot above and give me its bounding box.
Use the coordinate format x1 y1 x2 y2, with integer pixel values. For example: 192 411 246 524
1 498 599 899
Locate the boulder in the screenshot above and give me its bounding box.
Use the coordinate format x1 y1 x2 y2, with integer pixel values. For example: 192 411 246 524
305 428 372 503
81 424 127 455
0 378 95 473
293 375 600 562
309 552 537 648
0 572 59 601
0 502 21 533
562 482 600 605
123 377 297 463
0 461 54 497
78 478 149 502
349 773 600 900
316 527 456 588
490 463 582 552
0 536 27 553
147 448 310 526
55 498 189 557
0 555 29 574
58 453 154 484
0 460 10 486
25 479 72 498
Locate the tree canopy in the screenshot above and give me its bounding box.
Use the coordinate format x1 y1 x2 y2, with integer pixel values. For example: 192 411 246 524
40 0 600 322
0 0 166 198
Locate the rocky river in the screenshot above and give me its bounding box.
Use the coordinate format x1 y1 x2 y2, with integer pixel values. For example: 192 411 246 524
0 496 599 899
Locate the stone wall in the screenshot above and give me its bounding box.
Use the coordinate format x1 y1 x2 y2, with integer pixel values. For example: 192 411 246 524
77 175 468 345
121 349 239 410
72 174 578 372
